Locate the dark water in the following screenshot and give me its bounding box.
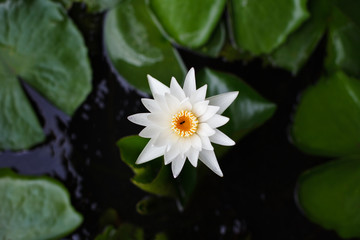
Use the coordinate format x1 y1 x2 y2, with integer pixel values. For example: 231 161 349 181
0 4 349 240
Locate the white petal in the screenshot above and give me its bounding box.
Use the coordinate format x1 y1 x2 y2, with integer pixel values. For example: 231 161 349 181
170 77 186 101
192 100 209 117
153 128 173 147
190 134 202 151
179 98 192 111
197 123 215 137
186 148 199 167
183 68 196 97
139 125 161 138
199 135 214 150
207 114 229 128
153 93 169 112
171 155 187 178
190 84 207 103
209 129 235 146
199 150 223 177
164 146 180 165
178 137 191 154
148 75 170 96
136 139 166 164
199 105 220 122
127 113 150 126
148 112 171 127
165 93 180 114
207 91 239 114
141 98 160 112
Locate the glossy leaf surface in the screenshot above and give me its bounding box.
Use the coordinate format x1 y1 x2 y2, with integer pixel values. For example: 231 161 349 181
0 169 83 240
292 72 360 157
149 0 226 48
228 0 309 55
297 156 360 238
104 0 185 93
270 0 329 74
0 0 92 150
326 4 360 78
198 68 276 145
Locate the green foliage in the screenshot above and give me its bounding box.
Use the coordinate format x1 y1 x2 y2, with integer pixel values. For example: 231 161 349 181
0 168 83 240
228 0 309 55
292 72 360 157
0 0 92 150
269 0 330 74
197 68 276 150
297 156 360 238
326 2 360 78
104 0 186 93
148 0 226 48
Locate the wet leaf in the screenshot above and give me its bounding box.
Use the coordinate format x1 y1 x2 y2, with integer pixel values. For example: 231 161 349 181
104 0 185 93
326 3 360 78
195 22 226 58
0 0 92 150
297 156 360 238
148 0 226 48
228 0 309 55
0 168 83 240
269 0 329 74
117 136 177 198
292 72 360 157
197 68 276 151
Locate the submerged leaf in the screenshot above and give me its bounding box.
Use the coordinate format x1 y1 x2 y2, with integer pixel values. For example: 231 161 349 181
0 168 83 240
0 0 92 150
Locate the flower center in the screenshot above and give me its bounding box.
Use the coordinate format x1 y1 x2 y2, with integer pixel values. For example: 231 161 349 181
171 110 198 137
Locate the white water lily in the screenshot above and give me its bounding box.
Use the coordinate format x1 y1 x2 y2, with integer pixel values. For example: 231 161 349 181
128 68 238 178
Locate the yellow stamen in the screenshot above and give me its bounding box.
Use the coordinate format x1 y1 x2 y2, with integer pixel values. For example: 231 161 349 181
171 110 198 137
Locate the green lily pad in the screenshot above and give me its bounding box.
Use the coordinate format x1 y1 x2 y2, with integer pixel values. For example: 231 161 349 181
148 0 226 48
228 0 309 55
195 22 226 58
117 136 178 198
197 68 276 147
269 0 329 74
0 0 92 150
297 156 360 238
326 3 360 78
292 72 360 157
104 0 185 94
117 135 196 205
0 168 83 240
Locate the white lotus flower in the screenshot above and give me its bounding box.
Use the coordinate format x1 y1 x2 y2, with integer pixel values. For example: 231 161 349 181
128 68 238 178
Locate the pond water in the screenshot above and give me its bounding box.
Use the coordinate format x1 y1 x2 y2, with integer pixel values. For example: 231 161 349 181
0 4 346 240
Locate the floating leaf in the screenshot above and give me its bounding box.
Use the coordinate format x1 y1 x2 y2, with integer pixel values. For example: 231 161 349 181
0 0 92 150
195 22 226 58
292 72 360 157
228 0 309 55
197 68 276 151
117 136 178 198
326 3 360 78
117 135 196 205
0 168 83 240
297 156 360 238
269 0 329 74
148 0 226 48
104 0 185 93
